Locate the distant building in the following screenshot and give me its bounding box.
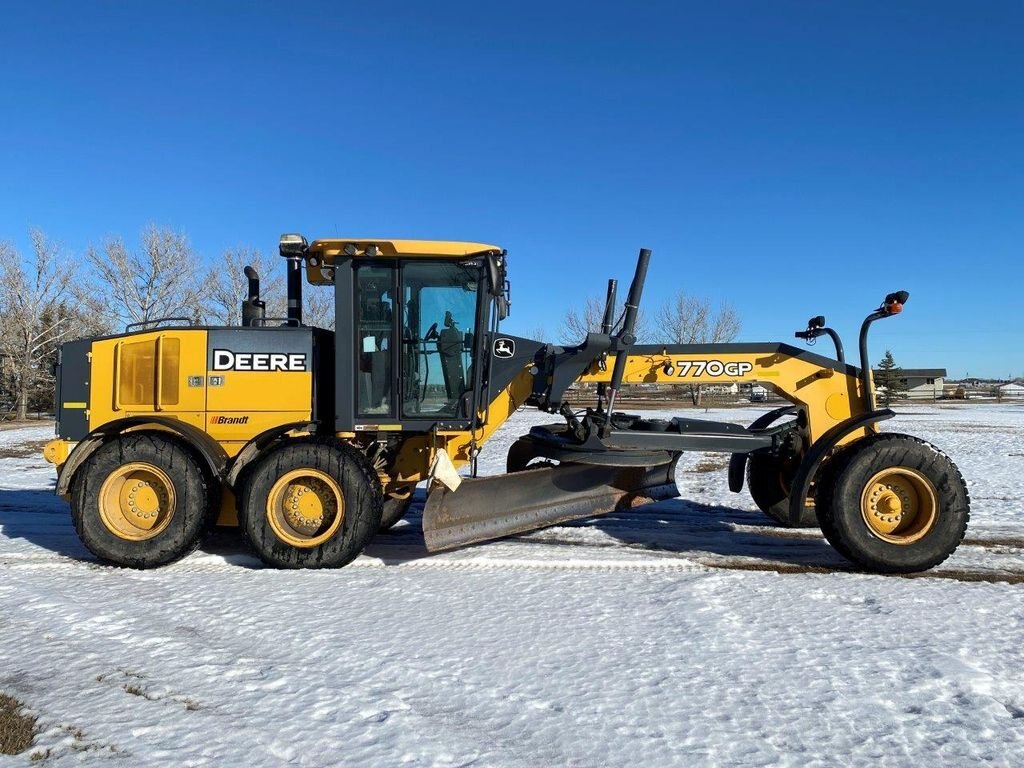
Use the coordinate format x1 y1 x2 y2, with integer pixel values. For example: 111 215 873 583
873 367 946 401
996 382 1024 399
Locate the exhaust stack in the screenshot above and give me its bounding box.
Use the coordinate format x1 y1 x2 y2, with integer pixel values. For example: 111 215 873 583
241 265 266 326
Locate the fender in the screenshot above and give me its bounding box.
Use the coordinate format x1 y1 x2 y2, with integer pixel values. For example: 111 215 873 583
55 417 231 497
787 408 895 525
727 406 799 492
224 421 316 488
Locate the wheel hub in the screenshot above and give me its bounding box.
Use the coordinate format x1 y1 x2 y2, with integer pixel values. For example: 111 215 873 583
267 469 345 548
860 468 937 544
99 463 176 541
282 480 337 534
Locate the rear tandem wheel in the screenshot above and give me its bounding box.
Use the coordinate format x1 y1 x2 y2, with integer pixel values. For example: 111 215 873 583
815 433 970 573
70 433 212 568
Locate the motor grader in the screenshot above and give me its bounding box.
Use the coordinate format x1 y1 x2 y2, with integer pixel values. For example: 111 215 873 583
43 235 969 572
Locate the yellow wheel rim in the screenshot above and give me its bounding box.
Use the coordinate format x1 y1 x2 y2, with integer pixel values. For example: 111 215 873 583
266 469 345 548
98 462 176 541
860 467 938 544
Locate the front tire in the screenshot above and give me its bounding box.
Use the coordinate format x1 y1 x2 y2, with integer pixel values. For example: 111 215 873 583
815 433 970 573
71 433 211 568
239 439 382 569
747 453 816 528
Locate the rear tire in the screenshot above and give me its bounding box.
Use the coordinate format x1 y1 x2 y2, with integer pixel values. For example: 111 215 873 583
70 433 210 568
747 453 816 528
815 433 970 573
239 439 382 569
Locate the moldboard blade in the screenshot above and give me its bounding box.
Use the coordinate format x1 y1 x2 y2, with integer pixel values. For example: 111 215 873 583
421 460 680 552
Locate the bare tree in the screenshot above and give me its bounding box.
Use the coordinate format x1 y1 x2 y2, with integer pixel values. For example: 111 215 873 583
303 285 335 330
0 230 79 420
560 295 648 345
205 247 285 325
85 225 206 329
657 292 742 405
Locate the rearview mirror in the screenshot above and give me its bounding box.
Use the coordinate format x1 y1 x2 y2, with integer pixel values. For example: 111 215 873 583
486 253 507 297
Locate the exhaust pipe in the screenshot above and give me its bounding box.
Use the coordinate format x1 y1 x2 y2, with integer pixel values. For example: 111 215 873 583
241 266 266 326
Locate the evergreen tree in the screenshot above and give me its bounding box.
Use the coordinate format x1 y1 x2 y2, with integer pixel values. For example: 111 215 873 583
875 350 909 406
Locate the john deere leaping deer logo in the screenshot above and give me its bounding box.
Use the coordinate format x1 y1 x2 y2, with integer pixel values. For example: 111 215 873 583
493 338 515 358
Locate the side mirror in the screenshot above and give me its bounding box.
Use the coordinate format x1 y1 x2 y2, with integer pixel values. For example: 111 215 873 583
485 252 510 320
486 252 506 297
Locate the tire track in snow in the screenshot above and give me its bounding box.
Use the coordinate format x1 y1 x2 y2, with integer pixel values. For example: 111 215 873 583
3 539 1024 583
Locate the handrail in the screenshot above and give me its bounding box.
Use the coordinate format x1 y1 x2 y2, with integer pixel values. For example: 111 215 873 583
125 317 193 333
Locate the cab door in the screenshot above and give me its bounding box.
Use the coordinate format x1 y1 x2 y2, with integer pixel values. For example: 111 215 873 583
398 261 483 421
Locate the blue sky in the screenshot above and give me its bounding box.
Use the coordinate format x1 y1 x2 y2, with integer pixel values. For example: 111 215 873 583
2 1 1021 378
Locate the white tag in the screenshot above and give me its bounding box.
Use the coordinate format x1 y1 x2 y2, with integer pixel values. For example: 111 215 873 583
428 449 462 492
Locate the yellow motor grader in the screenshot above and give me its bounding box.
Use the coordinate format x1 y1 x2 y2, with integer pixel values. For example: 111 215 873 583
43 235 969 572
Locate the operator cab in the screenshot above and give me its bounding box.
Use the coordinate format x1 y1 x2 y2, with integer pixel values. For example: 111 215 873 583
276 235 510 434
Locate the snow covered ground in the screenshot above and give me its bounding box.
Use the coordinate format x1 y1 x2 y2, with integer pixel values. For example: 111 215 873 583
2 404 1023 766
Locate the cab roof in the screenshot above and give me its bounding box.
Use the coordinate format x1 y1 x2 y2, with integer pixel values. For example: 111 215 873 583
309 239 502 258
304 239 504 285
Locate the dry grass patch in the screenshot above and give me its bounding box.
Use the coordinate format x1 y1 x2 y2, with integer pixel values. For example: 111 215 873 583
0 420 54 432
704 559 1024 584
0 693 37 755
691 457 730 473
964 536 1024 550
0 439 51 460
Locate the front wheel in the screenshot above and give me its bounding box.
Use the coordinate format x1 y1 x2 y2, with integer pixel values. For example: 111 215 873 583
815 433 970 573
239 439 382 569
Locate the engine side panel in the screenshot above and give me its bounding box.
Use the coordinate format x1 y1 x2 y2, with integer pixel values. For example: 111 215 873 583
58 326 318 458
205 328 315 453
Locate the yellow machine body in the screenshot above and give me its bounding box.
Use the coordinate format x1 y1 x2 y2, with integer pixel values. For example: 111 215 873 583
45 253 864 513
41 235 969 575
